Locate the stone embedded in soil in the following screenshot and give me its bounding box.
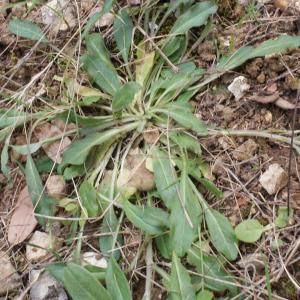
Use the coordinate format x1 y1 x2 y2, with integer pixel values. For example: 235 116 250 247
228 76 250 101
30 271 68 300
81 252 107 269
26 231 63 262
96 12 114 27
259 163 288 195
0 251 22 296
232 139 258 161
45 175 66 199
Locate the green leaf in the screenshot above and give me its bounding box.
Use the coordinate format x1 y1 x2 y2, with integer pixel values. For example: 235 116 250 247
81 54 121 96
169 132 201 155
187 247 237 293
153 149 179 209
205 208 238 261
170 170 202 256
86 33 114 69
0 109 28 128
136 45 155 87
155 234 172 260
235 219 264 243
198 178 223 198
79 181 99 217
11 142 42 155
217 35 300 72
160 103 207 134
112 82 141 112
25 155 52 225
169 2 217 35
196 290 214 300
100 206 122 260
63 165 85 180
46 263 65 283
8 19 48 42
61 123 138 166
124 201 169 235
1 139 11 181
63 263 112 300
106 257 132 300
170 252 195 300
275 206 293 228
114 9 133 63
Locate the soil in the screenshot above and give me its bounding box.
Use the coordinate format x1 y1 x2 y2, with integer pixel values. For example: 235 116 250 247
0 0 300 299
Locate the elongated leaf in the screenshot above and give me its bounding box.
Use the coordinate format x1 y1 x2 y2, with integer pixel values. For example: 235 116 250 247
1 139 10 181
158 103 207 134
196 290 213 300
79 181 99 217
114 9 133 63
169 132 201 155
235 219 264 243
0 109 28 128
61 123 138 166
136 46 155 86
124 201 169 235
205 208 238 261
64 263 112 300
81 55 121 96
170 2 217 35
25 155 52 225
100 206 122 260
86 33 114 69
217 35 300 72
155 234 172 260
8 19 48 42
187 247 237 293
170 170 202 256
46 263 65 283
153 149 179 209
11 142 42 155
112 82 141 112
170 253 195 300
192 185 238 261
106 257 132 300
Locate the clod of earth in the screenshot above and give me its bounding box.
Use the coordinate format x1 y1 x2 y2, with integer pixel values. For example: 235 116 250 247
259 163 288 195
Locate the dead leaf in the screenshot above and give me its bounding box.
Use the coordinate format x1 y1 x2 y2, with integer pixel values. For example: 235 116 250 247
143 127 160 144
248 92 280 104
8 187 38 246
45 175 66 199
117 148 155 196
275 98 296 110
34 123 71 163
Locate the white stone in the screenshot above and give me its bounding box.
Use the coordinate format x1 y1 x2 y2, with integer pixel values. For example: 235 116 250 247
30 271 68 300
95 12 114 28
0 251 22 295
26 231 62 262
228 76 250 101
259 163 288 195
81 252 107 269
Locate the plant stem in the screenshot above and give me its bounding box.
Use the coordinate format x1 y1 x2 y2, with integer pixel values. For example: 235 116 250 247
143 238 153 300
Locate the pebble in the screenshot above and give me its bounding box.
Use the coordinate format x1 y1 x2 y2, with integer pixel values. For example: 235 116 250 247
46 175 66 199
228 76 250 101
26 231 63 262
0 251 21 296
259 163 288 195
81 252 107 269
30 271 68 300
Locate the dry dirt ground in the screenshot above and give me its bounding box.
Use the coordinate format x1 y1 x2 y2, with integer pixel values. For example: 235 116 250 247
0 0 300 299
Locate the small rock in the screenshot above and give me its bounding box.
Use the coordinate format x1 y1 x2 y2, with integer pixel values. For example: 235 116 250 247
128 0 140 5
41 0 76 32
26 231 63 262
81 252 107 269
232 139 258 161
212 156 225 176
264 111 273 123
237 0 249 6
95 12 114 27
256 73 266 84
0 251 22 296
228 76 250 101
259 163 288 195
30 271 68 300
46 175 66 199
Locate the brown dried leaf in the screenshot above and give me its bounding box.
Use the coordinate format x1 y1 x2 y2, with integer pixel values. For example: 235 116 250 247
34 123 71 163
8 187 38 246
275 98 296 110
248 92 280 104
